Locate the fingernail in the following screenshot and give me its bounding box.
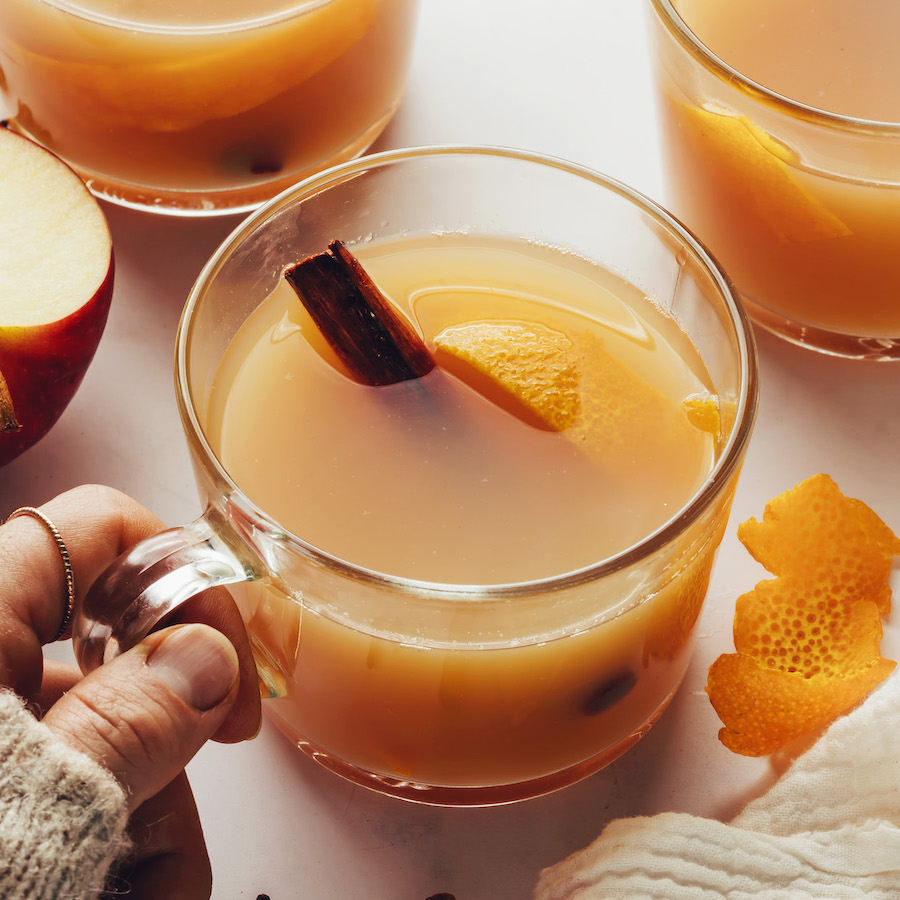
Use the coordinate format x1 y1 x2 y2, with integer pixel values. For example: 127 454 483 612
147 624 239 711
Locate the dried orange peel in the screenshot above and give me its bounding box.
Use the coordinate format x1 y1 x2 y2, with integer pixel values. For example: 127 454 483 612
707 474 899 756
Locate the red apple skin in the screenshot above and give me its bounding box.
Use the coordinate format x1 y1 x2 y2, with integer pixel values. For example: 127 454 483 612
0 259 114 467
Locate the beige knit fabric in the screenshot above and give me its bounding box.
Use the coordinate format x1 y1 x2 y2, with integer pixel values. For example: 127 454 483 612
0 689 129 899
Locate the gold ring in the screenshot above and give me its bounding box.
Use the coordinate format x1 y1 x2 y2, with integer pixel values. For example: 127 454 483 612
6 506 76 642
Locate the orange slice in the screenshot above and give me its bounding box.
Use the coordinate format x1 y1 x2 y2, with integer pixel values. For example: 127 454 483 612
678 101 850 243
433 322 579 431
434 320 713 475
565 331 710 474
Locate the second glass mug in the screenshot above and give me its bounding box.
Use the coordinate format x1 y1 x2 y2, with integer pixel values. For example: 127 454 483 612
0 0 420 215
74 146 758 806
648 0 900 360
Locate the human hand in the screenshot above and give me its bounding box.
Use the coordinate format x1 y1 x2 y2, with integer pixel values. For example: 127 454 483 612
0 484 262 899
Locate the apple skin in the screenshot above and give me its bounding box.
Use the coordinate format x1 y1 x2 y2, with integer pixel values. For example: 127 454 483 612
0 265 114 466
0 128 115 467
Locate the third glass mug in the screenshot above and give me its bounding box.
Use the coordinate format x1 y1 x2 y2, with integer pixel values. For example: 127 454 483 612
74 146 757 806
648 0 900 360
0 0 420 215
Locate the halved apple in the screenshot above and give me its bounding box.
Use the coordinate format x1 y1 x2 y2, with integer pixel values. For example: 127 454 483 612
0 126 114 466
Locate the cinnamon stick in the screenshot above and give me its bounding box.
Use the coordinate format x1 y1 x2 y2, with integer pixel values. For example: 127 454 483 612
283 240 435 386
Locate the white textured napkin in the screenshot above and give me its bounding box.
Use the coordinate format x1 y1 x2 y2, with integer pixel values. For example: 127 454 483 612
534 671 900 899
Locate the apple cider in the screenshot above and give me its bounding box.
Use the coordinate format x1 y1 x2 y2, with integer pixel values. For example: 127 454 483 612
650 0 900 352
206 235 727 798
0 0 419 212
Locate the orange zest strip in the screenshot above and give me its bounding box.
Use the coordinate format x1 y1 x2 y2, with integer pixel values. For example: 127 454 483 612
707 474 898 756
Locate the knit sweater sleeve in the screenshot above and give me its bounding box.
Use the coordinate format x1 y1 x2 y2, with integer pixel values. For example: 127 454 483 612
0 688 130 900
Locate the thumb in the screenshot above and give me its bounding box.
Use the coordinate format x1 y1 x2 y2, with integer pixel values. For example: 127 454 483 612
43 623 239 810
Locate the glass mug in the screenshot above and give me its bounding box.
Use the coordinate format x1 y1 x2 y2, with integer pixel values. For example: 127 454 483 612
74 147 758 806
648 0 900 360
0 0 420 215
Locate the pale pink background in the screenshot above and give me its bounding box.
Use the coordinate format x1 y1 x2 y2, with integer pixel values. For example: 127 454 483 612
3 2 898 898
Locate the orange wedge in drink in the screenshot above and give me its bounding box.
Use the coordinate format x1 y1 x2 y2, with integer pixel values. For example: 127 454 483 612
677 101 850 243
434 319 716 474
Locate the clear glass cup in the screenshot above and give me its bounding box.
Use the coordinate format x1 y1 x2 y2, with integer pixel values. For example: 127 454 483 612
647 0 900 359
74 146 758 806
0 0 420 215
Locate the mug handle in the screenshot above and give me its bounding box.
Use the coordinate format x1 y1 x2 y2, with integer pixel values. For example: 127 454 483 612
72 508 284 696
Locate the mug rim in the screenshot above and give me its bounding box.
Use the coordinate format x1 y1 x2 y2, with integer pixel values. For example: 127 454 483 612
36 0 334 34
176 144 758 601
649 0 900 134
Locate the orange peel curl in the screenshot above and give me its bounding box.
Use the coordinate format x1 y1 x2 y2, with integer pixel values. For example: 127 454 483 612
707 474 898 756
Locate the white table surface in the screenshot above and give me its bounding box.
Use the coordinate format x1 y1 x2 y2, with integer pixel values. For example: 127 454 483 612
4 2 899 898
